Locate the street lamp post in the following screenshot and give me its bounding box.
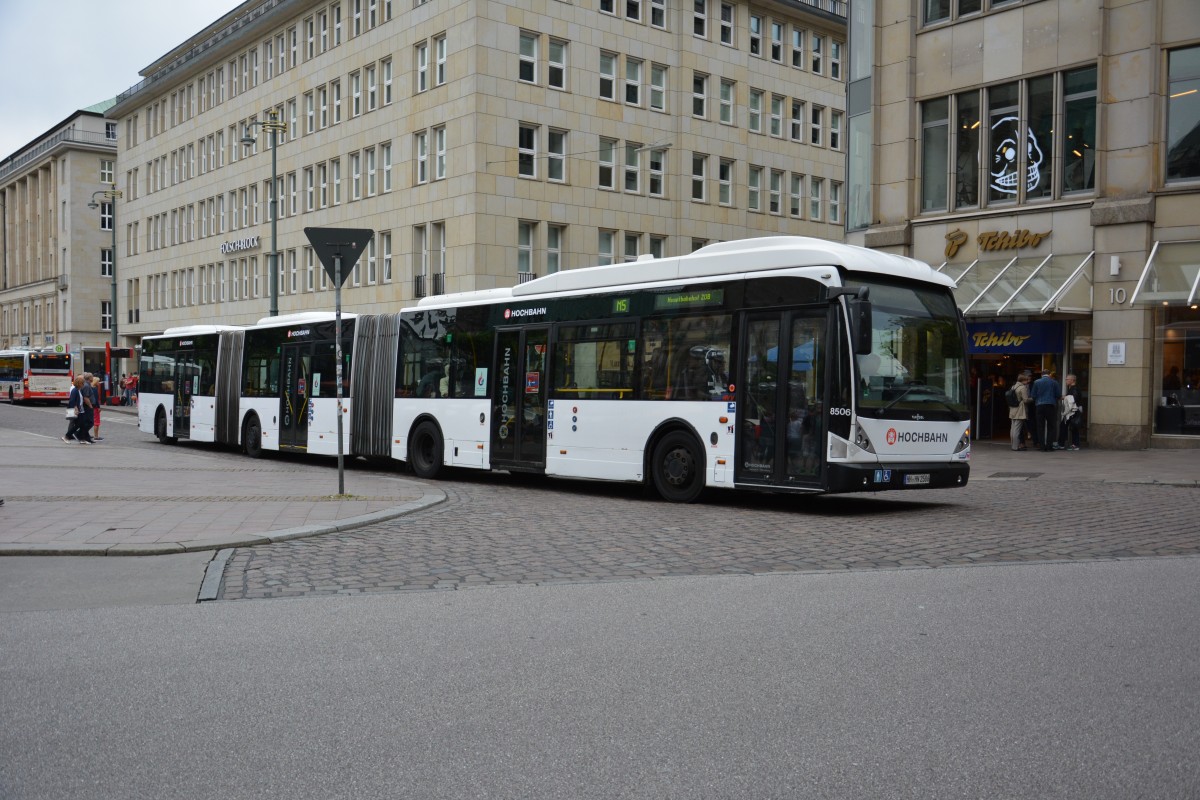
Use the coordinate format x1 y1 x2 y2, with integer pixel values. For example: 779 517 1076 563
88 184 122 347
241 111 288 317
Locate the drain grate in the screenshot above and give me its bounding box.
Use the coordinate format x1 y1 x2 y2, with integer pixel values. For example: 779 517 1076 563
989 471 1043 479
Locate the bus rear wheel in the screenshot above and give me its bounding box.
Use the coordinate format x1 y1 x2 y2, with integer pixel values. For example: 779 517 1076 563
242 414 265 459
155 408 176 444
408 421 444 480
651 431 705 504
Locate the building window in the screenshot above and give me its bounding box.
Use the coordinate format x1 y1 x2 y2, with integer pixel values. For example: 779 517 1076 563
519 124 537 178
381 143 392 191
770 22 784 62
769 169 783 214
101 301 112 332
693 0 707 37
598 230 615 265
549 39 566 90
626 0 641 23
519 31 538 84
366 65 377 111
624 143 641 193
1064 66 1099 192
649 148 666 197
791 29 804 69
830 181 843 224
435 36 447 86
651 64 668 112
809 177 824 221
790 173 804 217
987 81 1020 204
100 159 114 183
415 132 428 184
749 90 763 133
547 225 564 274
830 110 843 150
100 202 113 231
652 0 667 29
749 14 762 56
382 58 393 105
416 42 429 92
810 105 824 146
720 79 734 124
720 3 734 46
518 221 534 275
434 126 446 180
921 98 949 212
381 231 393 283
625 58 642 106
691 153 707 201
366 147 377 196
600 52 617 101
548 129 566 182
623 232 640 262
770 95 784 137
748 166 762 211
831 41 843 81
105 122 117 140
718 158 733 205
599 138 616 189
692 73 708 118
811 34 824 74
101 248 113 277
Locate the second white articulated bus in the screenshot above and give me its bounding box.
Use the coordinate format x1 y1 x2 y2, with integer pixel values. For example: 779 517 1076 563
139 236 972 502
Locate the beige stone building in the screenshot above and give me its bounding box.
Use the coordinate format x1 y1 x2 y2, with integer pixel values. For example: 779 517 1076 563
0 103 120 353
107 0 848 337
846 0 1200 449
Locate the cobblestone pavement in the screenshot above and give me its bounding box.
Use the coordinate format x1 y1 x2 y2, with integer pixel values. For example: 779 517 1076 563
218 471 1200 600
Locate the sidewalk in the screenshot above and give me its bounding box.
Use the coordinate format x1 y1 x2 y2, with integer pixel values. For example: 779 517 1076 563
0 406 1195 556
0 404 445 556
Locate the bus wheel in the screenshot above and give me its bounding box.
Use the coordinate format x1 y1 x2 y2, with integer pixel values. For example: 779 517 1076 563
154 409 176 444
242 414 265 459
408 421 444 480
651 431 705 504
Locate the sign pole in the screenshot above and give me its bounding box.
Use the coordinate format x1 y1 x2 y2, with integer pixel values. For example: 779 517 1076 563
335 254 345 495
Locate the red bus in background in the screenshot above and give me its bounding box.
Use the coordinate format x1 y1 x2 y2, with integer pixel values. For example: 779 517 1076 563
0 349 74 404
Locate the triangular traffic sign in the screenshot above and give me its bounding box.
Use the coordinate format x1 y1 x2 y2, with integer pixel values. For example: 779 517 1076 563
304 227 374 287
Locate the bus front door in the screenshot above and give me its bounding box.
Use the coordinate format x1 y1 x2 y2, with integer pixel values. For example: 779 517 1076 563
279 344 311 451
737 311 826 488
491 327 548 471
172 351 200 440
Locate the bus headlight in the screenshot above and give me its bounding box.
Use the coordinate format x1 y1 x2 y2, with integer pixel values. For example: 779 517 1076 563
854 426 876 454
954 429 971 453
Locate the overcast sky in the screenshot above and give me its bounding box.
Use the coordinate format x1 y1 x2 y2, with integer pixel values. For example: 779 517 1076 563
0 0 244 159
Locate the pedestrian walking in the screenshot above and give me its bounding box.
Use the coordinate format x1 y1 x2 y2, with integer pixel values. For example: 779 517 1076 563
86 374 104 441
1030 369 1061 451
1058 373 1084 450
63 375 94 444
1008 372 1031 451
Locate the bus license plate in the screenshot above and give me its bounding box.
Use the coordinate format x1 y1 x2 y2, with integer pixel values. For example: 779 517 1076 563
904 473 930 485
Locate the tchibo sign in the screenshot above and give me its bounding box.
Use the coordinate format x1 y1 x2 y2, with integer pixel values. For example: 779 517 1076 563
220 235 261 254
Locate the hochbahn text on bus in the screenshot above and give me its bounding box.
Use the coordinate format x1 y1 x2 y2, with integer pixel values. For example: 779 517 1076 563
1 348 73 404
137 236 972 502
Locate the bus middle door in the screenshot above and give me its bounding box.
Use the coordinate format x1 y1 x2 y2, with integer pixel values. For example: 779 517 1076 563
736 311 826 488
279 342 311 451
172 351 198 440
491 327 548 472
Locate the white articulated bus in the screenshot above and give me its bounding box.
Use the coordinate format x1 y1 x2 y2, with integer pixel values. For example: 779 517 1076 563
139 237 971 501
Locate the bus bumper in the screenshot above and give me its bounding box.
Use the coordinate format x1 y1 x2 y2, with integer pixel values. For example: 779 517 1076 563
826 461 970 493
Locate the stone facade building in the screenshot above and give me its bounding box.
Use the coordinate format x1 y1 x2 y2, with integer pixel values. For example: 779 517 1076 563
107 0 848 338
846 0 1200 449
0 103 119 353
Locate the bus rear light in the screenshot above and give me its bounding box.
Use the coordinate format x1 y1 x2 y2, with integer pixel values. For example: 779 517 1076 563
718 416 728 423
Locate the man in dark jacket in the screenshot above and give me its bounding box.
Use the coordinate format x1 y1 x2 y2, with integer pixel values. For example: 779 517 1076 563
1057 373 1084 450
1030 369 1061 452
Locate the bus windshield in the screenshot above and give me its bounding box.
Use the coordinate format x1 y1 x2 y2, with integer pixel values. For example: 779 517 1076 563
852 279 969 419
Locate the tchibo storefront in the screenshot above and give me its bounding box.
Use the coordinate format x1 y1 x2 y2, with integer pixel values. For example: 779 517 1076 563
846 0 1200 450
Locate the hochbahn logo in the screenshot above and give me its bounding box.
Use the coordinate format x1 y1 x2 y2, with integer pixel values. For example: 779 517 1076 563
287 329 311 338
887 428 950 445
504 307 547 319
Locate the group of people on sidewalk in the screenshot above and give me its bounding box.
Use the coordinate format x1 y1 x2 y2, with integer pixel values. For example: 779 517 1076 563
1008 369 1084 452
62 373 106 445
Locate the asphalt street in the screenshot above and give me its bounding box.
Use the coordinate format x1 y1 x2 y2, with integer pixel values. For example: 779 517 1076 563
1 399 1198 798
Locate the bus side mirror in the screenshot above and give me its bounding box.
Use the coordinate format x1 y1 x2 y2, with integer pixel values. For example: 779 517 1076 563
849 299 872 355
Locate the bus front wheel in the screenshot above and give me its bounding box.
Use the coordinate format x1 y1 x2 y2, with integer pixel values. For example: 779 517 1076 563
408 421 444 480
155 409 176 444
651 431 705 504
242 414 264 459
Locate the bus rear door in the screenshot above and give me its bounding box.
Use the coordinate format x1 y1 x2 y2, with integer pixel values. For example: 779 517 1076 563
490 327 548 472
736 310 827 489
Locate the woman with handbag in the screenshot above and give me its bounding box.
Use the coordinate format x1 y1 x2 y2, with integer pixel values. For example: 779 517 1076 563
63 376 94 444
1058 373 1084 451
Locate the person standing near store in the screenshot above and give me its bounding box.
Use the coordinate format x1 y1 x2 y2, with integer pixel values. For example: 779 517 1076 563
85 373 104 441
1030 368 1061 452
1058 373 1084 450
1008 372 1032 451
63 376 94 444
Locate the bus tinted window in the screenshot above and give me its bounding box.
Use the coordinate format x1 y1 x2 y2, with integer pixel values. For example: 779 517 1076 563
140 352 176 395
0 355 21 381
243 338 280 397
553 323 637 400
29 354 71 373
641 314 732 400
